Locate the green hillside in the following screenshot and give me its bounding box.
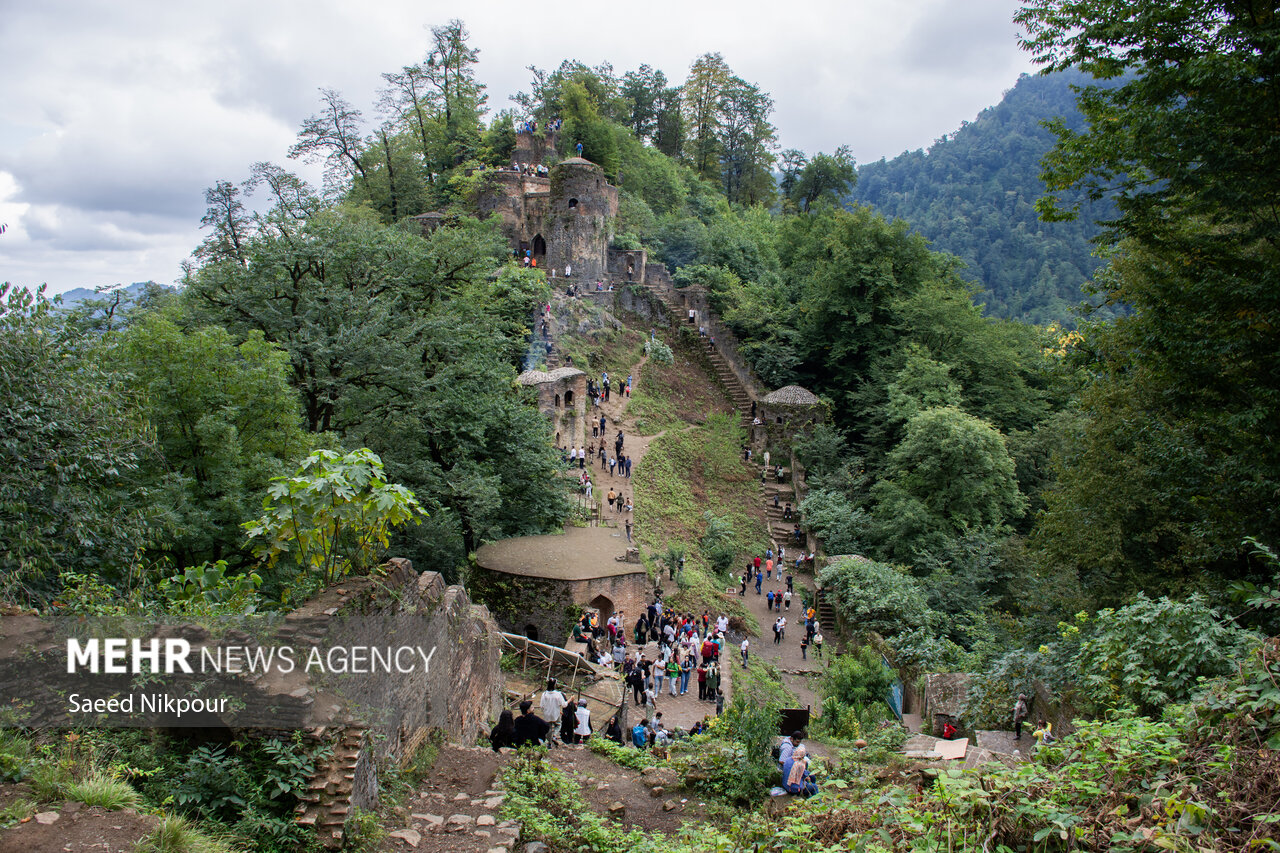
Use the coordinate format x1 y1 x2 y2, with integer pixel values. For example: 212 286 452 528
849 70 1119 326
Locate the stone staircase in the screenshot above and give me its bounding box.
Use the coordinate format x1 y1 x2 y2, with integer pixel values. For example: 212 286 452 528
706 343 754 431
761 468 799 547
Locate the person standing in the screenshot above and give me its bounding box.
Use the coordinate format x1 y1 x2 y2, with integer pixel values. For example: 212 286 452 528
680 654 693 695
799 634 809 659
772 618 782 644
755 570 763 594
784 589 792 610
779 616 786 641
740 637 750 667
666 656 679 696
767 589 775 611
574 700 592 744
696 661 709 700
625 519 633 543
813 631 824 659
1013 694 1030 740
539 679 569 741
512 700 551 747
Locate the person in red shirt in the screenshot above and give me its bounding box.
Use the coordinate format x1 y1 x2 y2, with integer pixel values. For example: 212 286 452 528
754 556 762 570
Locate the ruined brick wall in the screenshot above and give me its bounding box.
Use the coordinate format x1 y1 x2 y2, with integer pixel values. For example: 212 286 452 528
281 559 501 756
466 567 580 646
607 247 647 284
289 559 502 846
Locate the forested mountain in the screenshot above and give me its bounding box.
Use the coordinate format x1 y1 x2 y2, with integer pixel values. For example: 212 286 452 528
849 70 1118 326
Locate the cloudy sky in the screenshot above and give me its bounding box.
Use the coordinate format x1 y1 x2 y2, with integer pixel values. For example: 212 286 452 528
0 0 1037 295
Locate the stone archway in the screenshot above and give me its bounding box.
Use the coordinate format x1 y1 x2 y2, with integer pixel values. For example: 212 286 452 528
564 389 574 407
532 234 547 258
589 594 614 624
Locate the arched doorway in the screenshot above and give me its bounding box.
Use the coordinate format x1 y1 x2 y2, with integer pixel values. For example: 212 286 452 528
554 393 561 408
524 624 539 642
564 389 574 407
532 234 547 259
589 594 614 624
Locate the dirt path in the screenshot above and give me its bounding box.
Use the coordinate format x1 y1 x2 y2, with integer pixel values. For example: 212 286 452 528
736 472 827 718
571 353 735 731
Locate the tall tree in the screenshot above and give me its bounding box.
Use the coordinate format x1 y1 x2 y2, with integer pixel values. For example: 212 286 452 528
1016 0 1280 596
789 146 856 212
621 64 668 140
379 62 437 169
682 52 731 180
716 77 778 205
196 181 250 267
422 19 486 167
289 88 370 194
0 284 156 604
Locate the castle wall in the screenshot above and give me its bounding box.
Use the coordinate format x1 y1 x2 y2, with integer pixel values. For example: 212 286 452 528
545 161 619 283
515 130 558 167
467 564 651 647
607 247 647 284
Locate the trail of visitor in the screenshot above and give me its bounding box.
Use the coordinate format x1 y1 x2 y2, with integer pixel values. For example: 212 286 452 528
576 349 735 732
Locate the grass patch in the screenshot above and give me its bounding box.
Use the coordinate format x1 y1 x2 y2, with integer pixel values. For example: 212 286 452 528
65 772 142 810
134 813 240 853
633 411 769 630
0 797 37 829
500 748 664 853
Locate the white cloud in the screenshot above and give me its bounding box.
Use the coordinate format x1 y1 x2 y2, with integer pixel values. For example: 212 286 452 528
0 0 1038 294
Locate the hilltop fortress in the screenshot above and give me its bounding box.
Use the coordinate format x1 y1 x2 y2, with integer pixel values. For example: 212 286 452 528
417 130 646 286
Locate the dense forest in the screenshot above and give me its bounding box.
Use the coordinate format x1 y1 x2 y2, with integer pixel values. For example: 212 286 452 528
2 5 1278 850
848 69 1119 327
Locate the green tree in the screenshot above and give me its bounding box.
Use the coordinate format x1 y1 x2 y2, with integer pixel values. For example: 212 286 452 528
620 64 667 141
716 77 777 205
559 80 620 177
788 146 856 212
111 313 312 570
243 448 427 589
1016 0 1280 596
818 556 933 637
421 19 486 168
288 88 370 195
872 407 1026 564
0 284 155 604
682 52 731 181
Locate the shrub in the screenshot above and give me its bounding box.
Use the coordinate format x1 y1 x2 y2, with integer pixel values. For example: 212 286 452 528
64 773 141 810
818 556 933 637
644 337 674 365
819 648 897 739
588 737 656 771
135 814 238 853
1057 594 1257 716
500 749 658 852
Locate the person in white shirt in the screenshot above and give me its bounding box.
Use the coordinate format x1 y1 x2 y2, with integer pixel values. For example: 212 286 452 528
740 638 750 667
539 679 568 742
574 700 591 744
717 614 729 633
